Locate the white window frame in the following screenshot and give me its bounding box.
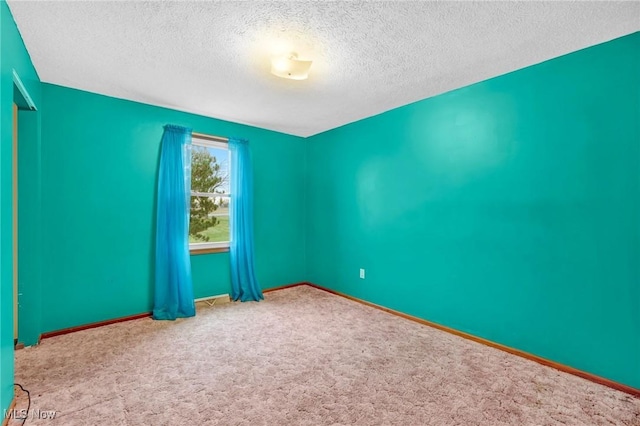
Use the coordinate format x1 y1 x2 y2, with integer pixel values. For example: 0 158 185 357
189 137 231 251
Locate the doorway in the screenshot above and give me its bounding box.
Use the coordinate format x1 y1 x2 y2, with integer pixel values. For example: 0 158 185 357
12 72 38 348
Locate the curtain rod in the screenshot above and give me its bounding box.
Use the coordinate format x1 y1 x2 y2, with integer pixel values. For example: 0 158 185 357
192 132 228 143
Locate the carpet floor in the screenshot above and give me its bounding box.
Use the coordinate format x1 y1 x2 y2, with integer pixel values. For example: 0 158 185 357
10 285 640 425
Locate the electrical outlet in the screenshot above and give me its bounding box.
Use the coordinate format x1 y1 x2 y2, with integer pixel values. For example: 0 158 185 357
359 268 365 279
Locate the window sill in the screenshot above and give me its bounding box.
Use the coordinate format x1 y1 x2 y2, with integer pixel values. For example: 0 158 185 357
190 246 230 255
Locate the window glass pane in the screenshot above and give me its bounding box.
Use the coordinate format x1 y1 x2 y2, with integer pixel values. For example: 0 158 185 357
189 143 230 245
189 195 230 243
191 145 230 195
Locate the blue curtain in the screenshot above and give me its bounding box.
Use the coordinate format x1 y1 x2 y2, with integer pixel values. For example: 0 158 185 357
153 125 196 320
229 137 264 302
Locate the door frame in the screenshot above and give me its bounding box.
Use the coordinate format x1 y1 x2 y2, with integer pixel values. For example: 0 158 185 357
12 104 18 343
11 70 37 347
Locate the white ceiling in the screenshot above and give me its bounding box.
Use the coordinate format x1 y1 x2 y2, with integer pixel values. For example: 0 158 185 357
7 1 640 137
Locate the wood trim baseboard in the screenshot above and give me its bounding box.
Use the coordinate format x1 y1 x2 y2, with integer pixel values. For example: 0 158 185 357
2 397 16 426
301 282 640 398
40 312 152 340
263 282 309 294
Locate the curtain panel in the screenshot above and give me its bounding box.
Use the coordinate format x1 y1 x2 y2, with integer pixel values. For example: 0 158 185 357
153 125 196 320
229 137 263 302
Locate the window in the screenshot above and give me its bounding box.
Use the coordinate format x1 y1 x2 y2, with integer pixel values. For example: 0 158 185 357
189 136 230 252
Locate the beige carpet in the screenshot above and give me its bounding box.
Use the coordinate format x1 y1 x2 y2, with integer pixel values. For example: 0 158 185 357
10 285 640 425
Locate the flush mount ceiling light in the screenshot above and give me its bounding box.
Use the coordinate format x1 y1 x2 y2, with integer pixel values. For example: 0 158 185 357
270 52 313 80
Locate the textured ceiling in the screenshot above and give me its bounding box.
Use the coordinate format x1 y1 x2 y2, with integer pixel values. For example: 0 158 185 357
7 1 640 137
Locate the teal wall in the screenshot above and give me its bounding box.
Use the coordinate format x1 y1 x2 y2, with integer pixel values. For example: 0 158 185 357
38 84 306 333
0 0 42 412
306 33 640 388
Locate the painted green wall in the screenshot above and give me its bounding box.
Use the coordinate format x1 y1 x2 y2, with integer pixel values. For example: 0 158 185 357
306 33 640 388
0 0 42 411
39 83 306 333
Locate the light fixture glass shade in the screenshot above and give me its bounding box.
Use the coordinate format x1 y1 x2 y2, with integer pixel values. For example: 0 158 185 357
270 53 312 80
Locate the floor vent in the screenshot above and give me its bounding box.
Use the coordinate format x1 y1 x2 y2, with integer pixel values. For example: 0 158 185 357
195 294 231 307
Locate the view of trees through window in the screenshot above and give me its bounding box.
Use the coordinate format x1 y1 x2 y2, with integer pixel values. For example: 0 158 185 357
189 143 230 245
